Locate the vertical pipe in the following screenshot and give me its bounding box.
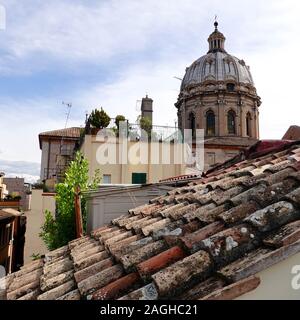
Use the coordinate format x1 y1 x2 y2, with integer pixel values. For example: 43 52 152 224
74 186 83 238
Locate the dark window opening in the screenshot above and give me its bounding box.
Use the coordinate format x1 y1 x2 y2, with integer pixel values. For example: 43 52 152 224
188 112 196 138
227 83 235 92
246 113 252 137
206 111 215 136
227 110 236 134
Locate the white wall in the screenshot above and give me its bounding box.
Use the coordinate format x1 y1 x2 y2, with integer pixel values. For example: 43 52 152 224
237 252 300 300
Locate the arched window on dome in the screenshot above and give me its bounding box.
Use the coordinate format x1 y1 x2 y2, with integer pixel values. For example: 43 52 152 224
246 112 252 137
206 110 215 136
227 110 236 134
188 112 196 139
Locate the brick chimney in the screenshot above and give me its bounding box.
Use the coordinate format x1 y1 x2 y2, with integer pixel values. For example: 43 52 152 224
141 95 153 124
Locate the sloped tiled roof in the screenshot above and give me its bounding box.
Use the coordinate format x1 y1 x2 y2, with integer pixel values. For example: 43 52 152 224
282 125 300 140
39 127 81 139
3 141 300 300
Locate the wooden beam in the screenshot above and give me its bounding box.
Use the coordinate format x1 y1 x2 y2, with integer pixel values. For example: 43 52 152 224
74 186 83 238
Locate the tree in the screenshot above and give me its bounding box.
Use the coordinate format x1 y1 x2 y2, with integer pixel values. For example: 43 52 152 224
89 108 111 129
40 152 101 250
114 115 126 137
114 115 126 129
137 115 152 138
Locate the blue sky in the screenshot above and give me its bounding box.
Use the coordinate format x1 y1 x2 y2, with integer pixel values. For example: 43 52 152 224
0 0 299 181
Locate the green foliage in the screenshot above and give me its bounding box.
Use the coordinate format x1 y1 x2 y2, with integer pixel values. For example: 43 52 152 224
31 253 42 261
114 115 127 137
137 115 152 137
89 108 111 129
5 193 22 201
40 152 101 250
114 115 126 128
32 182 44 190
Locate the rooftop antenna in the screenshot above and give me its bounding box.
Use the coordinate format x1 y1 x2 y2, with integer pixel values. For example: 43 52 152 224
60 101 72 149
62 101 72 129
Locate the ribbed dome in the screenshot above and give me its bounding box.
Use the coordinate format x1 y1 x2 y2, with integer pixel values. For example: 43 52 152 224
181 22 254 91
181 52 254 90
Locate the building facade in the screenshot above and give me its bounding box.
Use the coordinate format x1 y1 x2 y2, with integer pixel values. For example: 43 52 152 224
39 127 81 182
2 178 31 211
176 21 261 169
80 133 185 185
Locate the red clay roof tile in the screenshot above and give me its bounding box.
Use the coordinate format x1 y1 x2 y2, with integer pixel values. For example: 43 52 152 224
137 246 186 280
92 272 140 300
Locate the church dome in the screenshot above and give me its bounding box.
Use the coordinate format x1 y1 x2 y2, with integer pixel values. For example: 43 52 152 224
181 22 254 91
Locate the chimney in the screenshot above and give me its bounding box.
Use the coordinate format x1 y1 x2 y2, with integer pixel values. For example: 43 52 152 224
141 95 153 125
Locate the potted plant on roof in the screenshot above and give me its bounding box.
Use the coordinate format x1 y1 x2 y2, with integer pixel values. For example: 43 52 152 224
114 114 127 137
88 108 111 134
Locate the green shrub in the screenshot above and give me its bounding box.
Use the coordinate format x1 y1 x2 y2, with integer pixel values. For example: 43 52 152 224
89 108 111 129
40 151 101 250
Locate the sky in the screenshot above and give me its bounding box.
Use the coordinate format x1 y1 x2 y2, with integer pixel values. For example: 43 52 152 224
0 0 300 182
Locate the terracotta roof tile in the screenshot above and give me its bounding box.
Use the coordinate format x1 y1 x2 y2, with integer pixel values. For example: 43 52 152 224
244 201 300 232
56 289 81 300
77 264 123 297
178 277 225 300
201 276 260 300
120 240 168 272
181 221 225 251
37 280 75 300
152 250 212 297
73 257 114 283
118 283 159 300
92 272 140 300
137 246 186 280
218 239 300 283
263 220 300 248
39 127 81 138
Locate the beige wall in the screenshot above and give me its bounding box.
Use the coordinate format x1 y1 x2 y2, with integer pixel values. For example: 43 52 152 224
237 252 300 300
204 148 239 170
29 189 56 220
24 190 55 263
81 135 185 184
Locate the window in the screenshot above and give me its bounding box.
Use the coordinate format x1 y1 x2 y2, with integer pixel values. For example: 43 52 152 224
132 173 147 184
206 111 215 136
188 112 196 138
102 174 111 184
246 112 252 137
227 110 236 134
226 83 235 92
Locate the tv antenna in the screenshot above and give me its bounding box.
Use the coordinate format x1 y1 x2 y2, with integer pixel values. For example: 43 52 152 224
62 101 72 129
60 101 72 150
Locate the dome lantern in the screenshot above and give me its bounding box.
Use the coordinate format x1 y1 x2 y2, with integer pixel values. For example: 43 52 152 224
207 20 226 53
